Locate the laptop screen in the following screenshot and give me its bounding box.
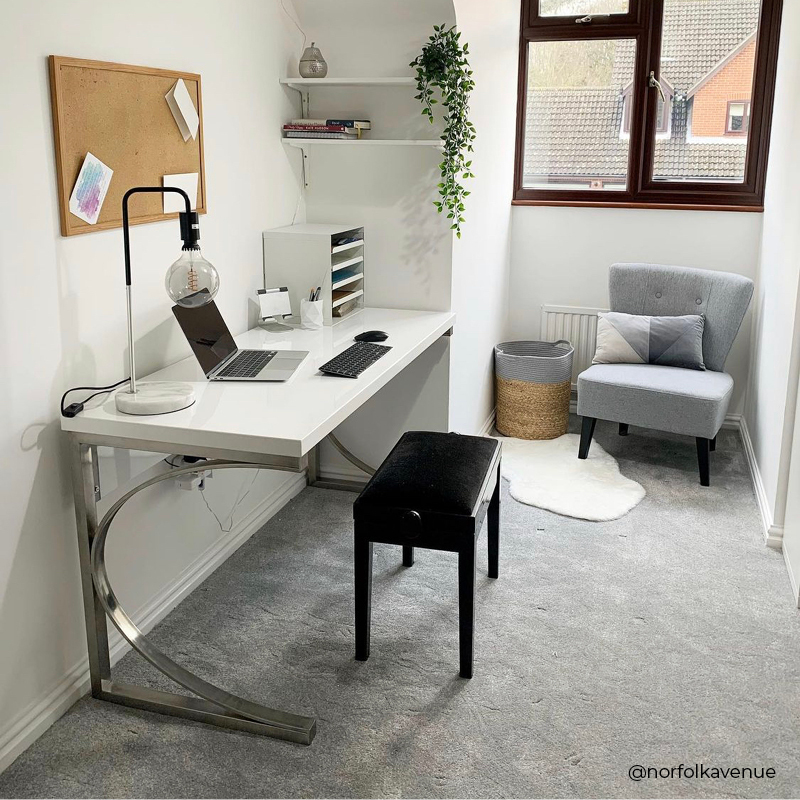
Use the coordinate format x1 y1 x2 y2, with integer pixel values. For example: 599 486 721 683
172 299 237 376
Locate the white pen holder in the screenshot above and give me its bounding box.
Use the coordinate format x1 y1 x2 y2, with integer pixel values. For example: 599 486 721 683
300 298 324 330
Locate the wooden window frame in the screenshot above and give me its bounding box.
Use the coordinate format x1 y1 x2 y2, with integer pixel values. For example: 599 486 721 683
513 0 784 211
725 99 751 134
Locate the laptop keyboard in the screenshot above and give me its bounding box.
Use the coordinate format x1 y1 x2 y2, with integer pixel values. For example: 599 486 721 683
217 350 277 378
318 342 391 378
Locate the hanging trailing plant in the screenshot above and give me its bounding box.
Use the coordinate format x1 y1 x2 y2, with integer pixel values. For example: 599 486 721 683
410 24 476 238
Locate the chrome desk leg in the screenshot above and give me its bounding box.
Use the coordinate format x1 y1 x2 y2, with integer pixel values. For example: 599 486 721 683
68 440 316 744
306 443 320 486
307 434 372 493
69 440 112 694
327 433 375 477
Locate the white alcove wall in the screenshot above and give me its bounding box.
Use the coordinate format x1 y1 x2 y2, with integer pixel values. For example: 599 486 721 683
286 0 458 475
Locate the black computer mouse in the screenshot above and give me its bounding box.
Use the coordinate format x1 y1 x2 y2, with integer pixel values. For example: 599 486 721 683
354 330 389 343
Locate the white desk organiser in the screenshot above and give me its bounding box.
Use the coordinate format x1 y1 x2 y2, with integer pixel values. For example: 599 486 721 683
262 222 365 326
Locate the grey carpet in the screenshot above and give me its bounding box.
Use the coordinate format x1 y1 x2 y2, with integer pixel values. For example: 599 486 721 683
2 420 799 799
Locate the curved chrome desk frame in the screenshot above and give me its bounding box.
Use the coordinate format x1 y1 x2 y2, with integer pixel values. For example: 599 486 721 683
67 430 375 745
91 459 317 743
68 436 322 745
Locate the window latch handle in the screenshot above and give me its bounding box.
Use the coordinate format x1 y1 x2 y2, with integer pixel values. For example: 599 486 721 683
648 71 667 103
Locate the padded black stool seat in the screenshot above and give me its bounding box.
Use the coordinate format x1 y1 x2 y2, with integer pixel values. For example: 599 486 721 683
353 431 502 678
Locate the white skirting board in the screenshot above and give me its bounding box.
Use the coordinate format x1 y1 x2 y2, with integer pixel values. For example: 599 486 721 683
319 463 369 483
783 538 800 609
0 471 306 775
479 409 497 438
738 415 785 549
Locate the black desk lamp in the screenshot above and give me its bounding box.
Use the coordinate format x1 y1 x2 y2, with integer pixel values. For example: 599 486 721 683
115 187 220 415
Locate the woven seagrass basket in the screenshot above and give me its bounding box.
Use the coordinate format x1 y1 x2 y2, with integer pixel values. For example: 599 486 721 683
494 340 574 440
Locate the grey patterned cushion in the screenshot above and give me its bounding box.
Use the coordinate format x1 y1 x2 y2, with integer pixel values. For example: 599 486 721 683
593 311 706 370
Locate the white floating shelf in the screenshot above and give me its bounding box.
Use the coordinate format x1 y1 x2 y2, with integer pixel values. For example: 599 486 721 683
283 138 443 148
332 288 364 309
332 272 364 291
280 77 416 88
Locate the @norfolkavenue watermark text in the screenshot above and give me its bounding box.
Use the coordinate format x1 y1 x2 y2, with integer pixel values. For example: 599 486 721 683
628 764 776 781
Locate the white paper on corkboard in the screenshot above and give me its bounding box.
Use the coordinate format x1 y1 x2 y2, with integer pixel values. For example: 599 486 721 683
165 78 199 141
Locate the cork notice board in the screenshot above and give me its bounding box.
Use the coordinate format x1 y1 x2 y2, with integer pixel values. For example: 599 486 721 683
49 56 206 237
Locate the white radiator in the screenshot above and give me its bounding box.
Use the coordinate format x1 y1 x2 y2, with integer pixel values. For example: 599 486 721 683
540 304 608 387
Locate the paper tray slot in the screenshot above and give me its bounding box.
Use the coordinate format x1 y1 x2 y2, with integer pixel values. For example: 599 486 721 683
331 288 364 308
331 240 364 255
331 253 364 270
331 272 364 291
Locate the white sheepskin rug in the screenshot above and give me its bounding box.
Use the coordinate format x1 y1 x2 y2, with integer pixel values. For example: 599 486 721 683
494 433 645 521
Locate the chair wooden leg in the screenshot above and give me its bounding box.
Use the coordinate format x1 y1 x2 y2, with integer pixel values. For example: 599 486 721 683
696 438 711 487
487 463 500 580
619 423 629 436
710 435 717 452
402 546 414 567
354 534 373 661
458 542 476 679
578 417 597 459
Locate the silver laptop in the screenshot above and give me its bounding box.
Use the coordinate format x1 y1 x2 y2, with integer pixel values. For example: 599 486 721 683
172 299 308 382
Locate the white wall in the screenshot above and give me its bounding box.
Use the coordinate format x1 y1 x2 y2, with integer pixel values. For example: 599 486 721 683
292 0 456 319
448 0 518 434
0 0 306 770
745 0 800 546
782 380 800 603
290 0 460 479
289 0 456 80
509 206 763 414
292 0 517 439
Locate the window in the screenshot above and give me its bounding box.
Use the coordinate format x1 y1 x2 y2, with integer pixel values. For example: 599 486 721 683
539 0 629 16
726 100 751 133
514 0 783 209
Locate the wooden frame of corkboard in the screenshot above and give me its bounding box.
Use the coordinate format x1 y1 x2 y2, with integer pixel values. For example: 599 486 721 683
49 55 207 237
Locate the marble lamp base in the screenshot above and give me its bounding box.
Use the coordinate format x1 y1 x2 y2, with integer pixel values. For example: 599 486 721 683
115 382 196 415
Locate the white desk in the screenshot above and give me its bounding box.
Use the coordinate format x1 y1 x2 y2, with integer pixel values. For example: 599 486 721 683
63 307 455 746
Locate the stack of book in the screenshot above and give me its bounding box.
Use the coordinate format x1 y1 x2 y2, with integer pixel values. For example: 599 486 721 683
283 119 371 140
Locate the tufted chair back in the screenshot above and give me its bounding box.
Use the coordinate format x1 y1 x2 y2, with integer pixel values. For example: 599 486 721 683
609 263 754 372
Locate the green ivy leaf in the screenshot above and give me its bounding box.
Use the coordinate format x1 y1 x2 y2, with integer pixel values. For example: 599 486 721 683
411 25 474 239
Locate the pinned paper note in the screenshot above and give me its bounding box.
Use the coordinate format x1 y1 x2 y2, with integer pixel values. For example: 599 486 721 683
162 173 199 213
165 79 199 141
69 152 113 225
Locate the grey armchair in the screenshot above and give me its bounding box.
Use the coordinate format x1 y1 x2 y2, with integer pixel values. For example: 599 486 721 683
577 263 754 486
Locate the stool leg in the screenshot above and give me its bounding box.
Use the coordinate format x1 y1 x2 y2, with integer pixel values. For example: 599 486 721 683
488 463 500 579
402 545 415 567
458 542 476 679
354 534 373 661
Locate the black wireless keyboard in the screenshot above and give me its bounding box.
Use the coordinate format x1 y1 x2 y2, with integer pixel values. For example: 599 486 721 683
318 342 391 378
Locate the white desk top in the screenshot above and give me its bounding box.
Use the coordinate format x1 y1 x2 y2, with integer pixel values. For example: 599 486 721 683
62 307 455 458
